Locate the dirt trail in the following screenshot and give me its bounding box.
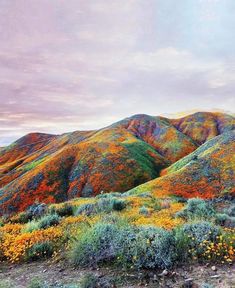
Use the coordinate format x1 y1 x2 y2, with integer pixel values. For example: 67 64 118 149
0 261 234 287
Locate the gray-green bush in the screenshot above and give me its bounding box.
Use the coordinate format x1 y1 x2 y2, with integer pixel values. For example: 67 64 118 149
71 223 119 267
38 214 61 229
117 226 176 269
176 198 215 220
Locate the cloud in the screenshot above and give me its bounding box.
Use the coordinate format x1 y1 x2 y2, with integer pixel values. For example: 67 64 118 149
0 0 234 145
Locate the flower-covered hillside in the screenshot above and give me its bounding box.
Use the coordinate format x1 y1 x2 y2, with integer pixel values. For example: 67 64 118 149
129 130 235 199
0 112 234 215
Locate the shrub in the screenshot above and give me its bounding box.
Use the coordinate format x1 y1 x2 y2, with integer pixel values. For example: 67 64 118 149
182 221 221 245
75 198 127 216
176 198 215 220
27 203 47 219
215 214 235 228
26 241 54 261
96 192 122 199
78 273 98 288
27 278 49 288
224 204 235 217
75 203 95 216
71 223 119 267
201 284 214 288
22 220 40 233
10 212 32 224
0 218 4 227
38 214 61 229
174 227 191 264
49 204 74 217
139 206 149 216
117 226 176 269
0 280 12 288
111 199 126 211
79 273 114 288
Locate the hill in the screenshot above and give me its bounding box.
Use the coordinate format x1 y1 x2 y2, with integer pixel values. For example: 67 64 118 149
129 130 235 198
0 112 234 214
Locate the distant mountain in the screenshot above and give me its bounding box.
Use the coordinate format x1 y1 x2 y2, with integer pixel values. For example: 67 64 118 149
0 112 234 214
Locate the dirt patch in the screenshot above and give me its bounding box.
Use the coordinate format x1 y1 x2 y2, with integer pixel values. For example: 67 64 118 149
0 261 234 287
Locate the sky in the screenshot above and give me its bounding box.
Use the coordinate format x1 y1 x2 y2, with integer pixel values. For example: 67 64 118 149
0 0 235 146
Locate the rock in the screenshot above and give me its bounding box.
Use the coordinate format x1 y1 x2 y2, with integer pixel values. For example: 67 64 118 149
210 274 220 279
211 266 217 271
158 269 168 276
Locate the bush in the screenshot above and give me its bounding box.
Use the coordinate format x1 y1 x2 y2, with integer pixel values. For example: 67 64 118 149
49 204 74 217
10 211 32 224
26 241 54 261
22 220 40 233
38 214 61 229
27 203 47 219
139 206 149 216
79 273 114 288
112 199 126 211
176 198 215 220
78 273 98 288
224 204 235 217
174 227 191 264
27 278 49 288
215 213 235 228
201 284 214 288
117 226 176 269
182 221 221 245
75 203 96 216
75 198 127 216
0 280 12 288
71 223 119 267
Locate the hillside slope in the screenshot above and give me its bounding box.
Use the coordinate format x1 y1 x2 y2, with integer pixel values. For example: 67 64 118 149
129 130 235 198
0 112 234 214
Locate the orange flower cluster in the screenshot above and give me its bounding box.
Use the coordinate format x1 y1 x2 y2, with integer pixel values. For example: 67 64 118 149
0 226 63 263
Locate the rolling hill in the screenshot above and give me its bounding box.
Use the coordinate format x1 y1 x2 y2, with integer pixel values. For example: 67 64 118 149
0 112 234 215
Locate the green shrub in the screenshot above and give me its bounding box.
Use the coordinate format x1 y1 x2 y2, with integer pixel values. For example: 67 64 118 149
139 206 149 215
78 273 98 288
176 198 215 220
26 241 54 261
224 204 235 217
0 280 12 288
10 211 32 224
71 223 119 267
75 198 127 216
0 218 4 227
22 220 40 233
96 192 122 199
111 198 126 211
201 284 214 288
117 226 176 269
38 214 61 229
215 213 235 228
182 221 220 244
49 204 74 217
75 203 96 216
27 278 49 288
174 227 191 264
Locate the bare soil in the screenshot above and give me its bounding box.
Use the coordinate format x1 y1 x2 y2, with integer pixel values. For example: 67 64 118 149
0 260 234 288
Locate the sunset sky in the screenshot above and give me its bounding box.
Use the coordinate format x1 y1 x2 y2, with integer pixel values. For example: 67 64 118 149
0 0 235 145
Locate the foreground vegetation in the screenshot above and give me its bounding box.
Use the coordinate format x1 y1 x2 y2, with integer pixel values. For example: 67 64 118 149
0 193 234 271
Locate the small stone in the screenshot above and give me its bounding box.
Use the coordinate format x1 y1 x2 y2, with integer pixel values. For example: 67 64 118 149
42 269 47 273
185 278 194 282
211 266 217 271
158 269 168 276
210 274 220 279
